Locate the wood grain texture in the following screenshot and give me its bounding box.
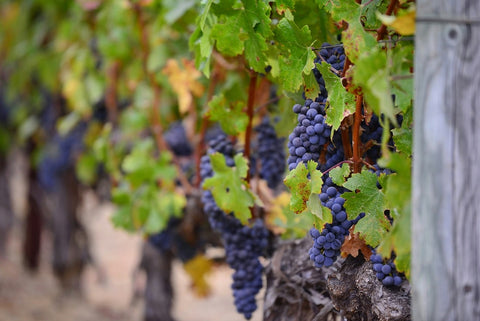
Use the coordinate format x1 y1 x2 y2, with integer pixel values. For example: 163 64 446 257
413 0 480 320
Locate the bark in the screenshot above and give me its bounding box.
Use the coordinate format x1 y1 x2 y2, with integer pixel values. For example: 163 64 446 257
0 156 13 257
327 255 411 321
49 169 91 293
263 237 411 321
22 167 43 270
140 242 176 321
263 237 339 321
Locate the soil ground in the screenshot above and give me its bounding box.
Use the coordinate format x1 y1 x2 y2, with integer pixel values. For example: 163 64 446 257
0 180 263 321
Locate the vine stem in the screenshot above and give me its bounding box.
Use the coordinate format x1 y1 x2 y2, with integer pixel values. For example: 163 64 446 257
131 2 193 194
245 72 258 183
352 95 363 173
376 0 399 41
105 60 120 123
194 61 220 188
323 160 354 175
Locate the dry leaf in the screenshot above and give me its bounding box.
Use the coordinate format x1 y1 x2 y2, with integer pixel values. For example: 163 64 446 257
341 232 372 258
183 255 212 298
377 7 416 36
162 59 205 114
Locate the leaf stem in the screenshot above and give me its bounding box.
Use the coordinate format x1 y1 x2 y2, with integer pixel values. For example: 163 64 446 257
105 60 120 124
376 0 399 41
322 160 354 175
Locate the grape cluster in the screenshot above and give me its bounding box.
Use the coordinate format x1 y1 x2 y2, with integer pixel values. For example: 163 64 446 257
200 133 268 320
361 114 383 163
164 121 193 157
287 43 347 172
38 122 87 190
321 131 344 172
254 117 285 189
370 252 403 287
308 175 364 267
287 99 331 171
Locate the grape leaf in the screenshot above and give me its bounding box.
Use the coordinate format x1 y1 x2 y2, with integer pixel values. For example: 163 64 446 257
341 232 372 258
209 0 272 72
269 192 314 239
316 62 355 130
207 94 248 136
321 0 376 63
144 191 186 234
329 163 351 186
342 170 390 247
202 153 255 224
377 152 411 276
271 9 316 93
377 7 416 36
274 0 295 14
183 255 212 297
162 58 205 114
392 127 412 155
283 160 323 214
353 49 396 123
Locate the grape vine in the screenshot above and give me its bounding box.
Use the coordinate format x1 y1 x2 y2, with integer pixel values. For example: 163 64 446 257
0 0 414 319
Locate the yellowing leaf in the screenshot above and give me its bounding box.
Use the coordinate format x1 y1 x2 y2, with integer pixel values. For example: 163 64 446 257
162 59 205 114
183 255 212 297
377 8 416 36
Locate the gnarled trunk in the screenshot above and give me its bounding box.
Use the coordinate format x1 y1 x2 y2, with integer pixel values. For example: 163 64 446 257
263 237 411 321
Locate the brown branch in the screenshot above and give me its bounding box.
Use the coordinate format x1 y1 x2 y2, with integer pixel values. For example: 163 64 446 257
322 160 354 175
245 72 258 183
376 0 399 41
352 95 363 173
105 60 120 123
131 2 193 194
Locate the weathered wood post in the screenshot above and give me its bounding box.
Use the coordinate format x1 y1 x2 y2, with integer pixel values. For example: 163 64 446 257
413 1 480 319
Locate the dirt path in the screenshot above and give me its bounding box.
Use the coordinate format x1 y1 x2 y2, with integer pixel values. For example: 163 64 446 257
0 190 263 321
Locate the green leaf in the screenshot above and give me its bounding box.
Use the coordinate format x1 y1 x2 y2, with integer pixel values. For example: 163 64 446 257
202 153 255 224
283 160 323 214
392 127 412 155
329 163 351 185
271 9 316 93
144 191 186 234
211 15 245 56
75 153 97 185
274 0 295 14
322 0 376 63
353 49 396 123
377 152 412 277
207 94 248 136
342 170 390 247
111 207 135 232
207 0 272 72
309 192 332 227
378 206 411 278
316 63 356 130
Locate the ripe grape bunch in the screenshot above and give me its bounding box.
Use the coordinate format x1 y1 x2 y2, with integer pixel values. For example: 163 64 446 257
370 252 403 287
164 121 193 157
254 117 285 189
287 43 346 172
287 99 331 171
308 175 364 268
200 133 268 320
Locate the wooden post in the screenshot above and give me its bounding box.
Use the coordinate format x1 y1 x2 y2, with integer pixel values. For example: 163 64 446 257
413 1 480 320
